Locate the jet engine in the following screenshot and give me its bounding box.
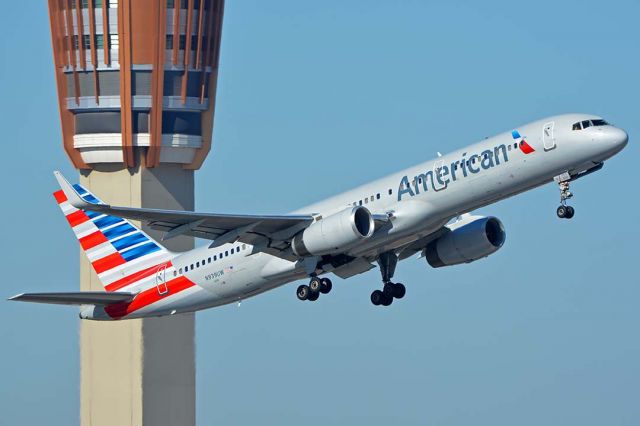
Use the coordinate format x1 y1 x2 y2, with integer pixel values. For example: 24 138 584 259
292 206 375 257
424 216 506 268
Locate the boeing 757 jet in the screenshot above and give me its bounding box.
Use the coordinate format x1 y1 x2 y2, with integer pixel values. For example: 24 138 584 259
9 114 628 320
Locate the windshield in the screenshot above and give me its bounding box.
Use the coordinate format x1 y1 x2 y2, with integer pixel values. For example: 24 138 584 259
572 119 610 130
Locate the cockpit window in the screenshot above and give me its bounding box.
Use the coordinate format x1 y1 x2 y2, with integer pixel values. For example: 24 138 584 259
572 119 610 131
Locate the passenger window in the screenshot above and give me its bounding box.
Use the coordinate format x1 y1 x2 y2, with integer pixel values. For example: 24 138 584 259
190 264 194 270
214 255 217 261
582 120 591 129
376 193 380 200
572 122 581 130
231 248 235 254
388 189 392 195
364 198 368 204
513 143 517 149
179 268 182 274
196 262 200 267
359 200 362 206
225 250 229 256
508 144 512 151
370 196 374 202
208 257 211 263
173 271 176 277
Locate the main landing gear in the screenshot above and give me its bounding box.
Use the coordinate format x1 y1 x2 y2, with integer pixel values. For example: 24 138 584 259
371 252 406 307
555 174 575 220
296 276 332 302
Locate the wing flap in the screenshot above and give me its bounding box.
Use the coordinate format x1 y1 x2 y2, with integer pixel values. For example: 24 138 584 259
8 291 135 306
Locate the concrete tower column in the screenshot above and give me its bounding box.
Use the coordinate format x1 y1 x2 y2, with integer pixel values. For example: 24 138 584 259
46 1 225 424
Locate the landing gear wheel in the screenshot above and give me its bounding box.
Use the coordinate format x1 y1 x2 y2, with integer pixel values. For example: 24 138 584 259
297 285 310 301
320 278 332 294
309 277 322 293
308 291 319 302
557 205 567 218
565 206 575 219
371 290 384 306
393 283 406 299
380 294 393 306
383 282 396 298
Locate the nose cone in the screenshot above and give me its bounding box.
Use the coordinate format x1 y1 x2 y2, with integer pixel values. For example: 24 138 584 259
601 126 629 152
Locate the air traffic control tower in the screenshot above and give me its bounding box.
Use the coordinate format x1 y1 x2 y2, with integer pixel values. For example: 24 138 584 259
47 1 224 424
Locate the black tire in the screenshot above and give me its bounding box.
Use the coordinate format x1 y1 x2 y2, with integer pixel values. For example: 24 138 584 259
565 206 575 219
309 277 322 293
371 290 384 306
557 205 567 218
308 291 319 301
380 294 393 306
393 283 406 299
297 285 310 301
320 278 333 294
383 282 395 298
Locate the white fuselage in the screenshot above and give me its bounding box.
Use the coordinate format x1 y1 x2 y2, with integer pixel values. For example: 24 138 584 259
85 113 627 319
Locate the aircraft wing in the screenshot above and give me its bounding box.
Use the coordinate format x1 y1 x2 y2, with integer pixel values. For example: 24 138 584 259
55 171 314 259
8 291 135 305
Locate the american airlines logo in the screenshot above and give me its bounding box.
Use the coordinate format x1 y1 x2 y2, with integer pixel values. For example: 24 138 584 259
397 130 533 201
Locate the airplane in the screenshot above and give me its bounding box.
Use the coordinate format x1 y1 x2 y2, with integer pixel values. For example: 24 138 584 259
8 113 628 320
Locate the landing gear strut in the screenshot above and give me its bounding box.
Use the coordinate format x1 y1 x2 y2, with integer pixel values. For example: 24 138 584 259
555 173 575 219
296 276 332 302
371 252 406 307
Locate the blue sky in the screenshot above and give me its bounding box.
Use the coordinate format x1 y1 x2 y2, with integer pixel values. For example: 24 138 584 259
1 0 639 424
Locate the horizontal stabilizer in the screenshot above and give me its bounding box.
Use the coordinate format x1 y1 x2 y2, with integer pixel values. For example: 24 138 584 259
8 291 135 306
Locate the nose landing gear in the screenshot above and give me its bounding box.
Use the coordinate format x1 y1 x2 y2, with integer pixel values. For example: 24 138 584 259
555 173 575 219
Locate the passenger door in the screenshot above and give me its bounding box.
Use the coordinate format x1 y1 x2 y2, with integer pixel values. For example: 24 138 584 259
156 265 168 295
543 121 556 150
432 159 448 192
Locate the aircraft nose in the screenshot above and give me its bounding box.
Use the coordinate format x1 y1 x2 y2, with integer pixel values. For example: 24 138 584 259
605 126 628 149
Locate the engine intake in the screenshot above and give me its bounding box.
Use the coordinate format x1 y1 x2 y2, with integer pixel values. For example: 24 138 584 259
425 216 506 268
292 206 374 257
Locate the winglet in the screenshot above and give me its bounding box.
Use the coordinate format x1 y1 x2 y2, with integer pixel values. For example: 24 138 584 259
53 170 99 210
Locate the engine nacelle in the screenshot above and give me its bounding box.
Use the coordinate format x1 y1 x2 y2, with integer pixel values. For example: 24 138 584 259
292 206 374 257
425 216 506 268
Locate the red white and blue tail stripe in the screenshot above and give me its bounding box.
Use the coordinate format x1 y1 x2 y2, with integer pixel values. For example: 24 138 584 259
53 183 175 294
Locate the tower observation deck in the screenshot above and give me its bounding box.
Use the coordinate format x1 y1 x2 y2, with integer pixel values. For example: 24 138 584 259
48 0 224 169
47 1 225 425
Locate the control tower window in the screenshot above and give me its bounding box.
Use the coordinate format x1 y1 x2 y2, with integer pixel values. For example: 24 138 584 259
132 112 149 133
162 112 202 135
132 71 152 96
76 112 121 134
164 71 203 97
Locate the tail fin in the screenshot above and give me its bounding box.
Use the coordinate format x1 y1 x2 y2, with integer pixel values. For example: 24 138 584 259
54 180 175 292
